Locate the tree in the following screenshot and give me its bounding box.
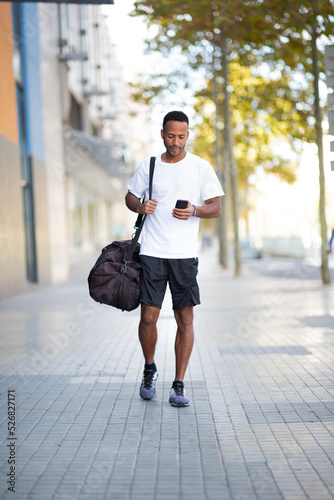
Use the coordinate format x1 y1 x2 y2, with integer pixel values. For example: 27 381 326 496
238 0 334 284
192 61 313 239
132 0 334 282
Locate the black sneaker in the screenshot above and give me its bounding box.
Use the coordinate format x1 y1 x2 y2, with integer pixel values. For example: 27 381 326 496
169 381 189 407
139 369 158 400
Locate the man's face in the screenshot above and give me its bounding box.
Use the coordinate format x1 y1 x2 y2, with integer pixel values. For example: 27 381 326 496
161 120 189 160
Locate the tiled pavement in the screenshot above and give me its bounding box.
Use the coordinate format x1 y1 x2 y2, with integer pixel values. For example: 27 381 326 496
0 248 334 500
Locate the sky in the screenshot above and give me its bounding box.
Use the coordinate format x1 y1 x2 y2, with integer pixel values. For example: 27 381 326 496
101 0 154 83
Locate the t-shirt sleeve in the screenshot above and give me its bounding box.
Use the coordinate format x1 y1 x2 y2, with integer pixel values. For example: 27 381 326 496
127 159 149 199
201 163 224 202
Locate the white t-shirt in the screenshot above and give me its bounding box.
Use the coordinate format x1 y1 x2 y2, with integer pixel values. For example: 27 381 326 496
127 152 224 258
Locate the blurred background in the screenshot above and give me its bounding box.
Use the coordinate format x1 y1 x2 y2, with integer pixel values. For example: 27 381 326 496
1 0 334 300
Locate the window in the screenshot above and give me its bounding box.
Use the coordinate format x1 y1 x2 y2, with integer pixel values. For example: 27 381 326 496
69 94 83 131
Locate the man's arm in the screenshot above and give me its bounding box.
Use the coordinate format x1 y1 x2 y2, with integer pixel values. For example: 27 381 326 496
172 197 221 220
125 191 158 215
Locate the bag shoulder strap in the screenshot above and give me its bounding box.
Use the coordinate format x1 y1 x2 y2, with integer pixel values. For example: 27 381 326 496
124 157 155 264
148 155 155 199
134 156 155 229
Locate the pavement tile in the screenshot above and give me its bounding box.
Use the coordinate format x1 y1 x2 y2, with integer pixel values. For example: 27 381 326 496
0 249 334 500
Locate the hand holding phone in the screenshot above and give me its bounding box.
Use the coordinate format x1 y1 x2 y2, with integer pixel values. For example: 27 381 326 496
173 199 193 220
175 199 188 209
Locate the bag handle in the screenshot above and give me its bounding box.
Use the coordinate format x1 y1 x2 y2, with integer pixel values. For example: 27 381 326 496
123 156 155 265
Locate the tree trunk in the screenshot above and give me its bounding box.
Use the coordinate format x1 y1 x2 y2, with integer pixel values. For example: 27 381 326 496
222 37 241 277
213 67 229 268
311 10 330 284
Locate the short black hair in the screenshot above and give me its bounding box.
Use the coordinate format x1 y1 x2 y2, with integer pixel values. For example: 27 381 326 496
163 111 189 128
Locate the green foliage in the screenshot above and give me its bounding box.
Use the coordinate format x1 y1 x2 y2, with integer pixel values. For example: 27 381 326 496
192 62 302 187
131 0 334 188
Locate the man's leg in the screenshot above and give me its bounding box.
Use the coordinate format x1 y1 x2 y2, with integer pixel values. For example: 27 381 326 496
168 305 194 407
167 257 199 407
173 305 194 382
138 303 160 400
139 303 160 363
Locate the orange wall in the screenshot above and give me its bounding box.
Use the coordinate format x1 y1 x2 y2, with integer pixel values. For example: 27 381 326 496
0 3 18 144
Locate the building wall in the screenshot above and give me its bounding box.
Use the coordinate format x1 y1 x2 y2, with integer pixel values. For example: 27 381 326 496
0 4 26 300
40 3 133 260
0 3 52 300
0 3 18 144
39 3 69 283
0 136 27 299
38 2 129 270
33 155 51 285
21 3 45 162
20 3 51 285
0 3 137 300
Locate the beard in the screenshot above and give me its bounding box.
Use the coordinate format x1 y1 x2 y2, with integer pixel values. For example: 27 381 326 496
164 142 185 158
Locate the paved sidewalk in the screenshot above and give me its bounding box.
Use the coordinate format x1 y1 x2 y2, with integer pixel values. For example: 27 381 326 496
0 248 334 500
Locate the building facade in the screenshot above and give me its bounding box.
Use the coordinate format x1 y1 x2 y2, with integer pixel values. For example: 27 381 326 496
0 2 139 300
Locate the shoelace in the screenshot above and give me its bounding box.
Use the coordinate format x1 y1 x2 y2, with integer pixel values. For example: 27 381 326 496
173 384 184 396
142 370 156 389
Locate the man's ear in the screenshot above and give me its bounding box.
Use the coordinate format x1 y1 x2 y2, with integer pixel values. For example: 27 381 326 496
161 129 164 139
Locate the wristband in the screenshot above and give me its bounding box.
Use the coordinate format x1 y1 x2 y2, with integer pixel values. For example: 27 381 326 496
192 205 197 216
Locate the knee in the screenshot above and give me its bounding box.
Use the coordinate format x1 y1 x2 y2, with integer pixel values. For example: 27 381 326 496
174 306 194 328
140 304 159 328
140 313 156 329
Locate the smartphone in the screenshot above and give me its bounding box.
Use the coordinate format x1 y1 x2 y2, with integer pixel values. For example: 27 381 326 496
175 199 188 209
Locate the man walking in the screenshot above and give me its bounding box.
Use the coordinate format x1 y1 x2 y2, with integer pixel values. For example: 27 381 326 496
125 111 224 407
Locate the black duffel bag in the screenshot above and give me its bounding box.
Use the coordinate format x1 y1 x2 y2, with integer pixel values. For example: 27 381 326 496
88 239 141 311
87 157 155 312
